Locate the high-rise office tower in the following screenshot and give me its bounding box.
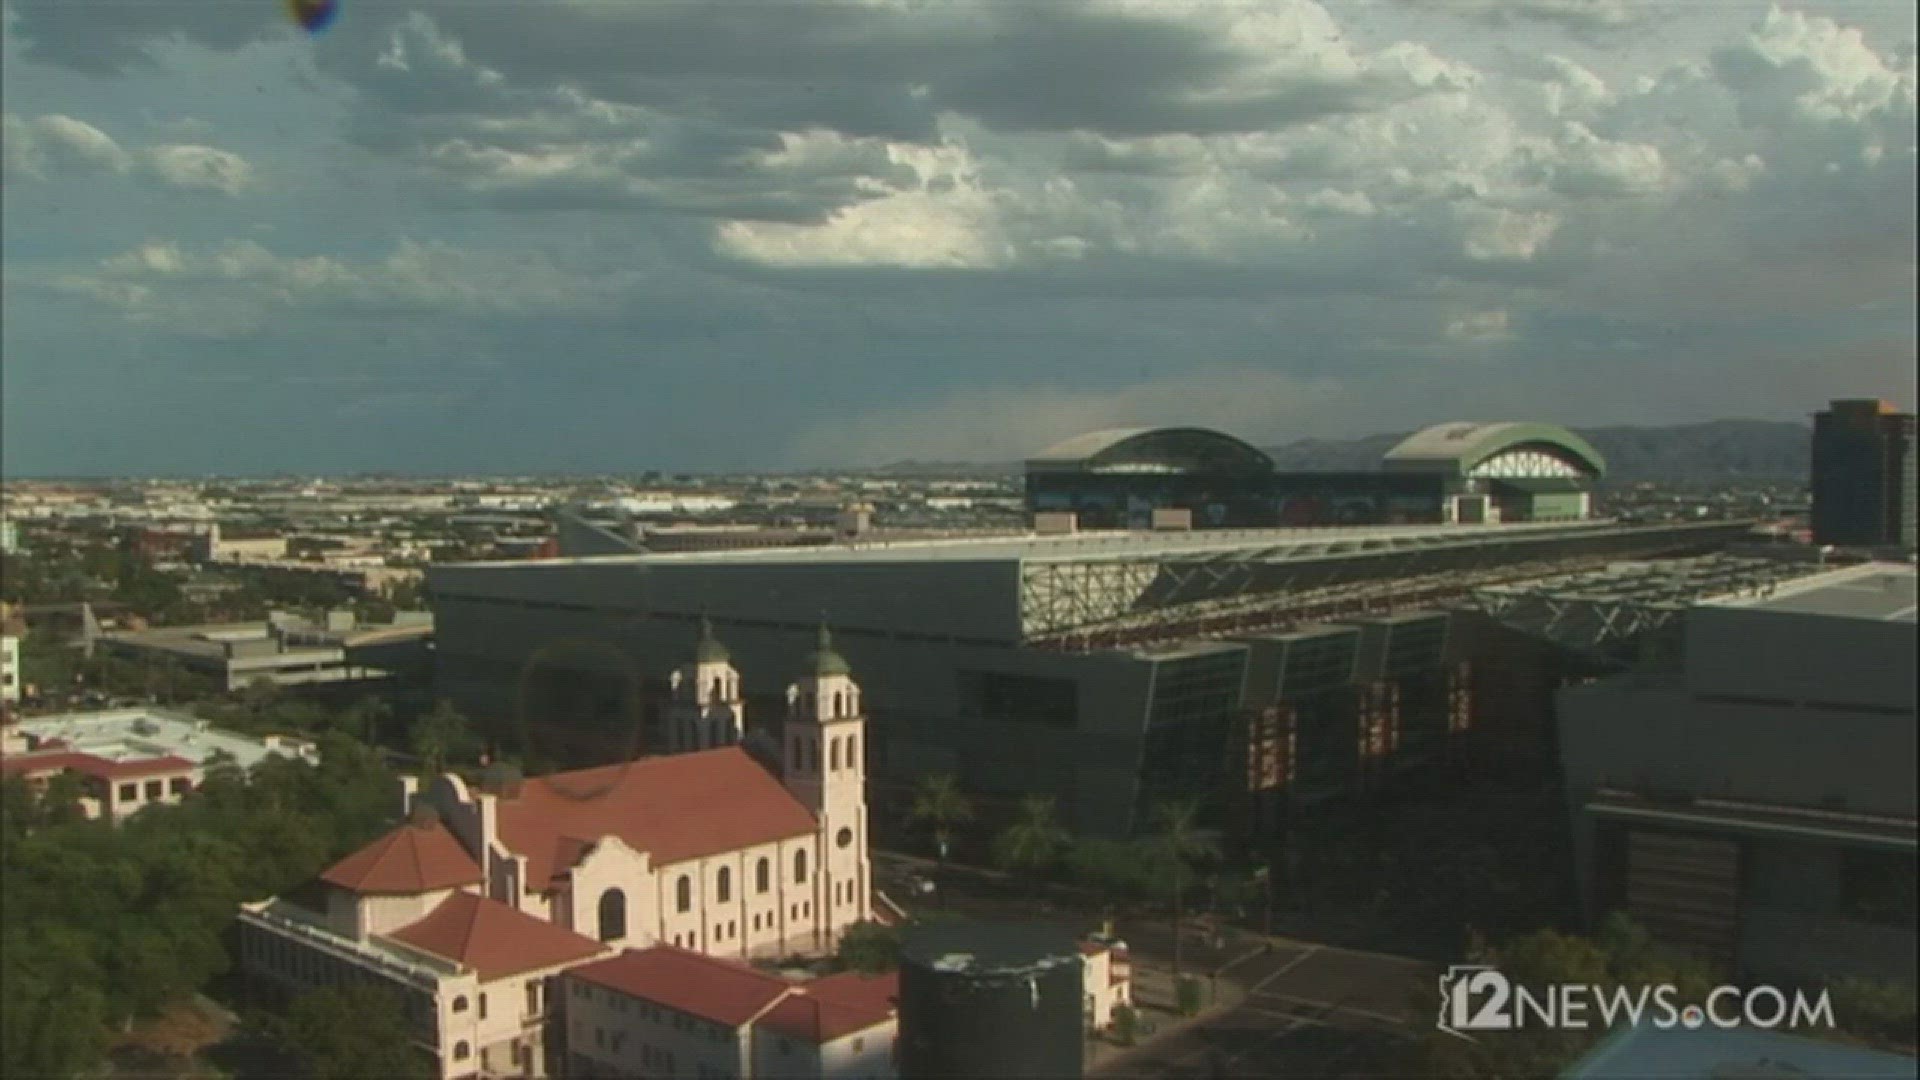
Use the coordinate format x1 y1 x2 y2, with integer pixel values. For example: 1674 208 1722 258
1811 398 1917 549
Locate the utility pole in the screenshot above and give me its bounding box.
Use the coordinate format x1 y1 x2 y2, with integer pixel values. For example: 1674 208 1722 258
1254 863 1273 945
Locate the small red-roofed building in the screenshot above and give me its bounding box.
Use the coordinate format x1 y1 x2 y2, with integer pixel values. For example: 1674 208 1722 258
0 748 199 820
563 946 898 1080
237 623 878 1079
1078 937 1133 1030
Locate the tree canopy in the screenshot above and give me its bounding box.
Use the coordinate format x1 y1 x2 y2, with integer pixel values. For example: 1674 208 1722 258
282 985 435 1080
0 718 406 1078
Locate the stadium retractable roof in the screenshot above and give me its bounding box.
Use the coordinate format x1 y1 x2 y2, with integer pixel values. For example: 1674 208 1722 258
1025 427 1274 475
1382 421 1606 479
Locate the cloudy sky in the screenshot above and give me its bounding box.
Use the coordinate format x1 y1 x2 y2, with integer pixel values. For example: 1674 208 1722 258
2 0 1914 475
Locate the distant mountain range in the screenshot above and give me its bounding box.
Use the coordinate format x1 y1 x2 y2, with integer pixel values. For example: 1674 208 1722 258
870 420 1813 485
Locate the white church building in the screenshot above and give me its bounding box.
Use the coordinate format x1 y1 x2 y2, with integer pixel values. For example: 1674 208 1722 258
237 623 875 1079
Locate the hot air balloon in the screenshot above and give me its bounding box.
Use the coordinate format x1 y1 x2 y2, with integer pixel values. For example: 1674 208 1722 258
287 0 339 34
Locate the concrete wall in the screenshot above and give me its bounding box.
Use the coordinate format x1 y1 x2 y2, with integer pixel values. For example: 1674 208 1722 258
1686 606 1916 712
566 980 747 1078
1558 688 1916 818
1740 838 1917 986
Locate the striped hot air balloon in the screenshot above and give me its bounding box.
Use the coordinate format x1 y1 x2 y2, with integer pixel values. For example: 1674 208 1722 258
287 0 339 33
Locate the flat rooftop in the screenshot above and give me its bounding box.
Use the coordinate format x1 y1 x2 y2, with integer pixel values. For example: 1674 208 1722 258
8 707 320 770
1564 1020 1917 1080
1705 562 1917 622
451 519 1638 570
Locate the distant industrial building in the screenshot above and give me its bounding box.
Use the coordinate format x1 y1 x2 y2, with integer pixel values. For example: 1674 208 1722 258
1558 562 1916 985
93 609 433 691
430 506 1758 840
0 706 320 821
1 603 21 707
1811 398 1917 550
1025 422 1606 530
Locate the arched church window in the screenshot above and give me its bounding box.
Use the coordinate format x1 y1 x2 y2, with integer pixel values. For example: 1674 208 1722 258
756 857 770 893
717 866 732 903
676 875 692 913
598 889 627 941
794 848 808 884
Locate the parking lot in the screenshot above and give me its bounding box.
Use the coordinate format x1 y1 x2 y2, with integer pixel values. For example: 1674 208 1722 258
1094 940 1434 1078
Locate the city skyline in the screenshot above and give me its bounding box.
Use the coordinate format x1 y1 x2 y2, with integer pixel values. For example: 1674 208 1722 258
3 0 1915 476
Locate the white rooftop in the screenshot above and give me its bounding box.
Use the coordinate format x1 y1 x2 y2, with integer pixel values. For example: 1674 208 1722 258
1702 562 1917 623
10 708 321 769
451 518 1630 569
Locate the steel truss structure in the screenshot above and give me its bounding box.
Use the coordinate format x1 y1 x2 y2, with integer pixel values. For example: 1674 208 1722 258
1020 519 1760 651
1465 554 1834 651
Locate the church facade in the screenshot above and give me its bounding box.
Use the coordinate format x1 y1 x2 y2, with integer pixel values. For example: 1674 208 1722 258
236 625 874 1079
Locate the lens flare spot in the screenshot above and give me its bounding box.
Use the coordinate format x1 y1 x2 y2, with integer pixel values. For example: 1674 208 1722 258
287 0 339 34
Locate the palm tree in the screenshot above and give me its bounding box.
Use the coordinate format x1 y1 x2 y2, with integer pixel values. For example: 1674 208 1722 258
908 774 973 901
345 698 392 747
1153 798 1221 998
993 796 1071 877
410 699 471 776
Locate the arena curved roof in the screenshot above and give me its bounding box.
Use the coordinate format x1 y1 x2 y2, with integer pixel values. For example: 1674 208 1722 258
1026 426 1274 474
1382 421 1606 478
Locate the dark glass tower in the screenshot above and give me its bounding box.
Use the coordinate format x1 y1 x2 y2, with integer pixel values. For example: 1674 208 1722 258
1811 399 1917 549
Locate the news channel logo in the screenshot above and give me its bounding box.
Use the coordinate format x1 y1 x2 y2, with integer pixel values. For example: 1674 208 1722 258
1437 965 1836 1041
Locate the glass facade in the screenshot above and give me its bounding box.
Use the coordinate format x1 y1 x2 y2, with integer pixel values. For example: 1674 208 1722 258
1812 400 1918 548
1135 649 1248 831
1027 470 1452 529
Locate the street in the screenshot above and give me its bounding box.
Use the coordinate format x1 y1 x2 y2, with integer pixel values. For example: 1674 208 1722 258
1091 934 1433 1079
874 851 1439 1079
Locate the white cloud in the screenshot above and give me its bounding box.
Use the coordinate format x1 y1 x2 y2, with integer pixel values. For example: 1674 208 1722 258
1433 0 1654 32
138 144 253 195
1445 308 1515 344
1455 206 1562 260
31 238 661 335
3 112 253 194
4 113 131 176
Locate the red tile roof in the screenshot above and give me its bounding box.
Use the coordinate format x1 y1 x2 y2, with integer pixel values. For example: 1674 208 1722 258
320 818 484 895
760 971 899 1044
569 947 789 1028
0 750 197 781
384 890 608 981
568 948 897 1045
496 748 817 888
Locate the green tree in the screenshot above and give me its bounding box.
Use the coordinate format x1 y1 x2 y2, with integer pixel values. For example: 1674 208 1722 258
1829 978 1919 1052
1419 915 1728 1079
992 795 1072 878
908 773 974 899
411 698 478 775
282 985 434 1080
1068 837 1131 914
835 921 903 975
242 675 282 721
0 929 112 1080
1151 799 1220 999
343 696 394 746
